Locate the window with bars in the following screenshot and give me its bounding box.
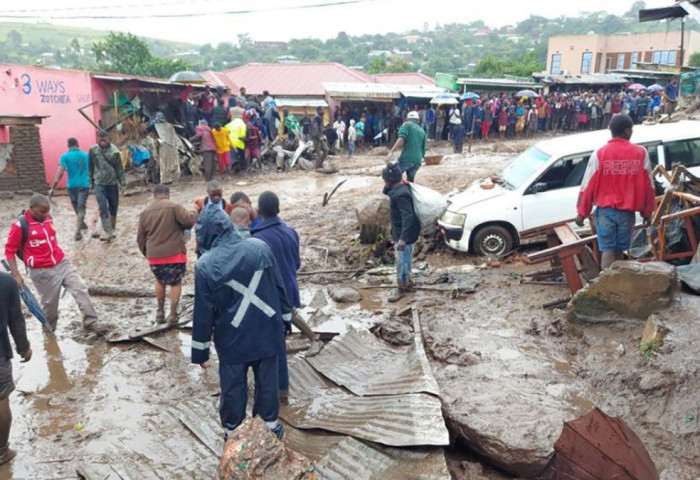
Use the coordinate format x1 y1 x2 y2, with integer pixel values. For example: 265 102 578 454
551 54 561 74
616 53 626 70
581 52 593 74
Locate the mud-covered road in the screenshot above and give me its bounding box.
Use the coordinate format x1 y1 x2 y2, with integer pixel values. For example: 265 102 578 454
0 136 697 479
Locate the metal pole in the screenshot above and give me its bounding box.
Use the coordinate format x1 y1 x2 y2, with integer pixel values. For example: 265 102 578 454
680 17 686 69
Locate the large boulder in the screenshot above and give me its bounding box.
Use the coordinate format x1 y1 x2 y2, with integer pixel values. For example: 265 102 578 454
567 261 677 322
355 195 391 244
327 285 362 303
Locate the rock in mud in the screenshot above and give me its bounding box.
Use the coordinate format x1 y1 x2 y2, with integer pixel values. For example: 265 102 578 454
370 318 414 346
567 261 677 322
309 289 328 309
327 285 362 303
642 314 669 347
219 416 315 480
355 195 391 239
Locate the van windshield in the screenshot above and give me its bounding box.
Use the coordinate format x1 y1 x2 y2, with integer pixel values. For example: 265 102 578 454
501 146 551 189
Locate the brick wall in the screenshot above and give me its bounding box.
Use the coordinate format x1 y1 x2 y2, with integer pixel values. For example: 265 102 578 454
0 125 47 193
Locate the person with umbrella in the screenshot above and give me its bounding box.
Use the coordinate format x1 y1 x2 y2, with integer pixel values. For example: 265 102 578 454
386 111 426 183
0 271 31 465
4 194 98 332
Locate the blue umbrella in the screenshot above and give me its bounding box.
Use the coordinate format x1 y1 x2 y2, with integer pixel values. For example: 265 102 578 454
647 83 663 92
461 92 480 101
2 260 48 326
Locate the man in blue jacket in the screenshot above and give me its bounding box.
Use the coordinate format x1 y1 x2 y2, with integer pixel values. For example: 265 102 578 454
251 191 300 404
191 208 292 440
251 191 301 310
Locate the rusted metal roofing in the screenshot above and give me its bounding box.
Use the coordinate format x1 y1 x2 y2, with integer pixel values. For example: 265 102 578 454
199 70 238 91
372 72 436 86
282 357 449 447
222 62 373 96
306 328 440 397
316 437 450 480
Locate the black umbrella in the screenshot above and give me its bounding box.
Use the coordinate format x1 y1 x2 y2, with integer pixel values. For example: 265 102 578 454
2 260 48 327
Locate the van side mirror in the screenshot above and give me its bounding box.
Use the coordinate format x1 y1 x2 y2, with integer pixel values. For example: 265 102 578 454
531 182 547 194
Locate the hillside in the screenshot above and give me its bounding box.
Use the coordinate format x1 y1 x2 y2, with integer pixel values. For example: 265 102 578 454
0 21 197 70
0 1 697 77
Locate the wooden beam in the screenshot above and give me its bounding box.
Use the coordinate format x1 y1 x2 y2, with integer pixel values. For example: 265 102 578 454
660 204 700 222
527 235 597 262
0 116 44 126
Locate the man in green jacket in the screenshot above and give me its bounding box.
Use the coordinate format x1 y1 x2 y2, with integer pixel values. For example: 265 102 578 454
89 130 126 242
386 110 426 182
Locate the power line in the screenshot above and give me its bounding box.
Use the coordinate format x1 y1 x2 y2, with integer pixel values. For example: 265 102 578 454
0 0 377 19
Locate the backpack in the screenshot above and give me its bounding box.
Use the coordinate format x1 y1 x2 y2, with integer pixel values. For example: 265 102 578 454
408 183 447 235
16 213 29 262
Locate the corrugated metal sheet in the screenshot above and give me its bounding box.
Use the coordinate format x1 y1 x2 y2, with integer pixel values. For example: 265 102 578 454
306 328 440 397
372 72 436 86
275 97 329 108
323 82 401 99
282 357 449 447
200 70 238 91
223 62 372 96
316 437 450 480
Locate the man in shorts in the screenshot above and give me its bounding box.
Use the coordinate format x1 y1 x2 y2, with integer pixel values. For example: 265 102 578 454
576 114 656 269
0 272 32 465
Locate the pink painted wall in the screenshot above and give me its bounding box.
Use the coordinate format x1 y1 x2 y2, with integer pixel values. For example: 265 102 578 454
0 64 100 188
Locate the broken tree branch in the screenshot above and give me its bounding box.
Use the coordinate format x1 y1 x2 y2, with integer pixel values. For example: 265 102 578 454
322 179 347 207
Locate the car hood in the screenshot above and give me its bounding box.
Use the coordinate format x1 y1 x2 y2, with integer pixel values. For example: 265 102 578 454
446 180 508 211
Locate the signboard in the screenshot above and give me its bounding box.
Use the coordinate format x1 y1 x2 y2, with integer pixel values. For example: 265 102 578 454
434 73 458 92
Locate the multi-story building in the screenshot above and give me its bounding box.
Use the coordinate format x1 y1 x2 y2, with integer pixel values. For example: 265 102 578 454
544 31 700 75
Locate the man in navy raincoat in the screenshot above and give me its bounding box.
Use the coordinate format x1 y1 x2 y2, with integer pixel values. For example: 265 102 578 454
191 207 292 440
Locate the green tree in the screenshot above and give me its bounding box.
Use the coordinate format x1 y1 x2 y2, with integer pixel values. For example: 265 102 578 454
6 30 22 47
70 37 80 52
366 57 387 73
385 58 413 73
93 32 190 77
689 51 700 68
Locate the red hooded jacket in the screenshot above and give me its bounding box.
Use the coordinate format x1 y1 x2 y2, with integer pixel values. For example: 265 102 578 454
4 211 65 269
577 138 656 219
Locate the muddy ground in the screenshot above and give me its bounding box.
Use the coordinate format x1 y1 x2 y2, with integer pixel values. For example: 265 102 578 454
0 135 697 479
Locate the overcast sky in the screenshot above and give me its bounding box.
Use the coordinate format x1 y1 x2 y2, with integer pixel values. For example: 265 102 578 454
0 0 675 45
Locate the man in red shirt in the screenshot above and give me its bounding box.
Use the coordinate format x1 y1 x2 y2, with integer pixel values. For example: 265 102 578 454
575 115 656 269
4 194 98 332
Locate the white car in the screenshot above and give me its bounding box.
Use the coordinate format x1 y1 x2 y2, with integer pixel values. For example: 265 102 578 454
438 121 700 256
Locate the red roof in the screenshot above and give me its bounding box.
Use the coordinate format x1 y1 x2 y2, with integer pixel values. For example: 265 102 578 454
372 72 435 86
200 70 239 91
222 62 373 96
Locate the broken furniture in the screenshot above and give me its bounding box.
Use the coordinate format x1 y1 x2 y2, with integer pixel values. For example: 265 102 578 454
646 164 700 262
523 220 600 294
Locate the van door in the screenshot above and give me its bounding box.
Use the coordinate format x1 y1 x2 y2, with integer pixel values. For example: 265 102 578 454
521 153 591 231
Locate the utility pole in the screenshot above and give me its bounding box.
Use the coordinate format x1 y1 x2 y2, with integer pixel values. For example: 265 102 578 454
680 16 686 69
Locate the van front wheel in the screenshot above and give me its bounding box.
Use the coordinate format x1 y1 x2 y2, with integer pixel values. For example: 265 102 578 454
473 225 513 256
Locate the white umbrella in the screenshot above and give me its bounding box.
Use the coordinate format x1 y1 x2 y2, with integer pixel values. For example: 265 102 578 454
169 71 206 84
430 93 459 105
516 89 539 98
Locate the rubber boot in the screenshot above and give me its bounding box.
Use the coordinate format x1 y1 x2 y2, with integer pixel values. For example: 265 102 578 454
109 215 117 239
167 301 179 325
75 211 86 241
99 218 113 242
388 282 406 303
155 299 166 324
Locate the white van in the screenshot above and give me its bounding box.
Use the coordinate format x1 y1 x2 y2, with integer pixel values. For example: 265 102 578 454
438 121 700 256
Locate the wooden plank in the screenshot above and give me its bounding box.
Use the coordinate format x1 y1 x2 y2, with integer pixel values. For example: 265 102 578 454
527 235 597 262
521 218 577 239
553 224 580 245
672 191 700 204
660 204 700 222
106 318 192 343
560 256 583 294
0 115 45 125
